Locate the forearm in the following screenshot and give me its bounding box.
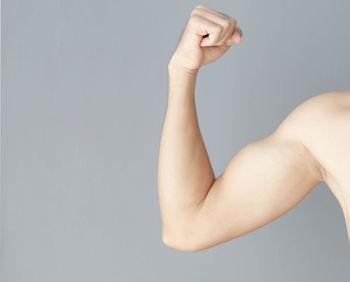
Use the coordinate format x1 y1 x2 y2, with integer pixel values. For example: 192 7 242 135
158 64 215 236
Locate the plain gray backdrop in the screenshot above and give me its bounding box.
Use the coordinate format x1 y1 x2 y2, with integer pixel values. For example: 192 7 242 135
2 0 350 281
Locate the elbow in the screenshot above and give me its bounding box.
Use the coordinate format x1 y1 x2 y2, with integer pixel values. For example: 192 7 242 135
162 228 202 253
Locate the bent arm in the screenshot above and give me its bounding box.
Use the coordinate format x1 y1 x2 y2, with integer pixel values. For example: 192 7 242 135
183 131 323 252
157 64 323 252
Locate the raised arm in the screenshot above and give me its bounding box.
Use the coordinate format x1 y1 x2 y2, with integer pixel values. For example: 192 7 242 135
157 5 324 252
158 4 242 248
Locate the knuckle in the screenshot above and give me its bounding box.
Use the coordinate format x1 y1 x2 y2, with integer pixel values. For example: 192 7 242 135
188 13 196 20
222 20 230 29
195 4 206 10
189 14 200 23
230 18 237 26
190 9 198 17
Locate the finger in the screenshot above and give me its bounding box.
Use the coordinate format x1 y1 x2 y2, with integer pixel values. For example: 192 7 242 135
224 26 243 46
192 5 234 26
188 15 225 46
191 8 237 46
234 26 243 39
194 5 238 45
217 21 238 46
194 4 231 19
224 31 240 46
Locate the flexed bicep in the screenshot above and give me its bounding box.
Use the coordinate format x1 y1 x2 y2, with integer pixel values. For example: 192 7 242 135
176 132 323 252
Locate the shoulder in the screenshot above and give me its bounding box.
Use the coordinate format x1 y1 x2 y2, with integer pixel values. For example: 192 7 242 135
275 90 350 135
270 90 350 183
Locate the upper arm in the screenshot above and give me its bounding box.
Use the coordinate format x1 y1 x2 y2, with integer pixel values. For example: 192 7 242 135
183 130 323 252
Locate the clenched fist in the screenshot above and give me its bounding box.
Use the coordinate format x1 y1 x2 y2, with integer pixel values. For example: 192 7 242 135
168 4 242 73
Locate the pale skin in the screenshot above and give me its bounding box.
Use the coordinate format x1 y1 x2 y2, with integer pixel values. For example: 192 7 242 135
157 4 350 252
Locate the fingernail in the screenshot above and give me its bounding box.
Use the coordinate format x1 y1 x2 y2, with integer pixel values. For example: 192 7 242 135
233 32 241 43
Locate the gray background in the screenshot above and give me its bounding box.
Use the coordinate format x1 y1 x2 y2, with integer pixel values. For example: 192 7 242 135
2 0 350 281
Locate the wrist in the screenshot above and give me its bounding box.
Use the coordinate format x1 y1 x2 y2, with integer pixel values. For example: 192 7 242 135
167 62 198 101
168 59 199 77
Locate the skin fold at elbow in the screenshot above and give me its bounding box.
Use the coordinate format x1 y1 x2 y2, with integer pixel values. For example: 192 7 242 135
161 227 223 253
162 229 203 253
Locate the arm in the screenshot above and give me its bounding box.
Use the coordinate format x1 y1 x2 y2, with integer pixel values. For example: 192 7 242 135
179 130 323 252
157 4 243 248
159 87 323 252
157 5 323 252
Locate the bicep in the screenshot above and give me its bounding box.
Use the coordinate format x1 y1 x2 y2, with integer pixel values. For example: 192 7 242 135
189 132 322 251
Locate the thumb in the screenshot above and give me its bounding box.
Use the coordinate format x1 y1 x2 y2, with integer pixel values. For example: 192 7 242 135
225 27 242 46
